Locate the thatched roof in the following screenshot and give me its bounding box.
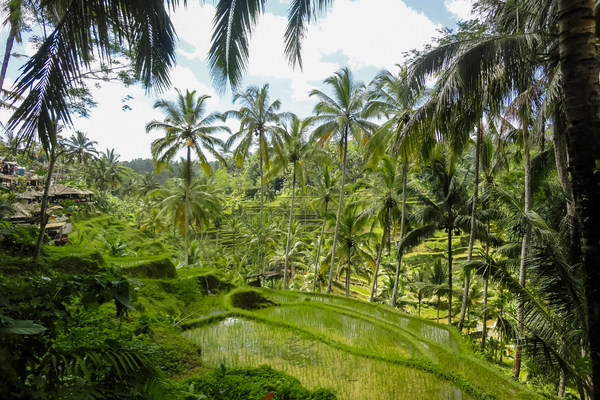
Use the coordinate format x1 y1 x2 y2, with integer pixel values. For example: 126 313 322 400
16 192 35 200
10 203 32 219
47 184 82 196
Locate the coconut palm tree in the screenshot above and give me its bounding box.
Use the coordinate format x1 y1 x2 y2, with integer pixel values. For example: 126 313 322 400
152 171 223 268
63 131 98 166
427 259 449 324
135 171 161 198
335 206 376 297
400 149 490 324
310 68 377 294
140 208 168 243
268 115 328 289
308 166 338 291
88 155 123 192
224 83 289 271
352 156 403 302
146 89 229 268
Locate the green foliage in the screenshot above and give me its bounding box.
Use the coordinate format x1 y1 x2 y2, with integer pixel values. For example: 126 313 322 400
124 257 177 279
0 268 170 399
230 289 276 310
180 365 337 400
0 224 45 256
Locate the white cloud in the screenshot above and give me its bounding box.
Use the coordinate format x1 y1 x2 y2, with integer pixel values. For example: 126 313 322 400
244 0 440 101
170 2 215 61
444 0 475 20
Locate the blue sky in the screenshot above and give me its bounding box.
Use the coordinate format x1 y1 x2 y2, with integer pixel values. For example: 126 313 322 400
0 0 474 161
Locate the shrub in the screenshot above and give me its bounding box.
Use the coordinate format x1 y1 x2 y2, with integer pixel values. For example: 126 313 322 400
181 365 337 400
230 289 275 310
124 257 177 279
0 225 45 257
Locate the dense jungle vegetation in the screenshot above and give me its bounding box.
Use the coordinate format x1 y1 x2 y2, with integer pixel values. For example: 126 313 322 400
1 0 600 399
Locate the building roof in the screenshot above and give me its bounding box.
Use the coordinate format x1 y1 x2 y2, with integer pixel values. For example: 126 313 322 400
16 192 35 199
45 222 66 229
47 184 82 196
10 203 32 219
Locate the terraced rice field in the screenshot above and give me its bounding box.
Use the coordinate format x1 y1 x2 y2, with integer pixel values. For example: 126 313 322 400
182 288 539 400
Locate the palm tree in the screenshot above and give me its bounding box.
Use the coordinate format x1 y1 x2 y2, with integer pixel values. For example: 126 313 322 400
267 115 326 289
64 131 98 166
401 150 485 325
310 68 377 294
308 166 338 292
88 156 123 192
335 206 376 297
140 208 168 243
146 89 229 268
352 156 402 302
427 259 449 324
364 65 430 307
136 171 161 198
225 83 288 271
152 172 223 268
0 0 29 91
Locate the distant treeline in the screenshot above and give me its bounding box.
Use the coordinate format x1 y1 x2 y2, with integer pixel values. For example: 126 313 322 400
121 158 220 185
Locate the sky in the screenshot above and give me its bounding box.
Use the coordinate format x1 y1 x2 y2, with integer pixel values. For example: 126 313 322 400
0 0 475 162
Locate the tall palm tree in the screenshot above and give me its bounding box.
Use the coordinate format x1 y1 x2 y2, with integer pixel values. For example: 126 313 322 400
225 83 288 271
267 115 326 289
401 149 489 324
140 208 168 243
146 89 229 268
335 206 376 297
135 171 161 198
308 166 338 291
428 259 449 324
352 156 402 302
0 0 29 91
152 172 223 268
88 155 123 192
310 68 377 294
364 65 430 307
64 131 98 165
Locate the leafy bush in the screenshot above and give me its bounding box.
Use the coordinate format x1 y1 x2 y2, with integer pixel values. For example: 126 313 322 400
230 289 276 310
0 225 45 256
181 365 337 400
124 257 177 279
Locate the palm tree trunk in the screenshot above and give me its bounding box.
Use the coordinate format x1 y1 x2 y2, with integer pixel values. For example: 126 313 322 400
370 238 384 302
259 148 264 272
33 146 56 265
447 225 453 325
437 296 440 324
513 126 531 378
481 275 489 353
185 148 191 268
283 168 297 290
553 109 575 220
370 209 388 302
346 254 351 297
558 1 600 391
327 129 348 294
199 232 212 268
459 124 481 331
0 19 17 91
390 164 407 306
312 202 328 292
